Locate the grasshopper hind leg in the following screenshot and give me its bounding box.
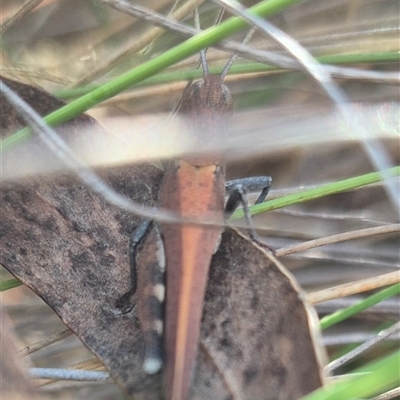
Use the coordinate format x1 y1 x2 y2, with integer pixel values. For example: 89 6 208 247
115 220 154 313
115 220 165 374
136 224 166 375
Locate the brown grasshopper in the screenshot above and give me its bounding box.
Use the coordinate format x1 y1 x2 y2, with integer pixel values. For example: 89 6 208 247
117 52 271 400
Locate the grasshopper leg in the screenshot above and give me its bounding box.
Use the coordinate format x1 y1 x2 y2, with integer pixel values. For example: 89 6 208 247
224 176 273 251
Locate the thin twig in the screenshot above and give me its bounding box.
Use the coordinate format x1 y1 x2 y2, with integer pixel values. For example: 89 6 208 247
323 331 399 347
371 387 400 400
275 224 400 257
29 368 110 381
327 372 368 381
307 271 400 304
326 321 400 373
18 329 73 357
38 358 105 387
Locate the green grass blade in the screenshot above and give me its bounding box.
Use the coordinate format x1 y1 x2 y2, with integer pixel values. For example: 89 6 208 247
300 350 400 400
320 283 400 330
0 278 22 291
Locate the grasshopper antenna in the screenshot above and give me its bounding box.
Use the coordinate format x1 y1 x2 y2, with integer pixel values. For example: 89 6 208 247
194 8 209 77
220 27 256 80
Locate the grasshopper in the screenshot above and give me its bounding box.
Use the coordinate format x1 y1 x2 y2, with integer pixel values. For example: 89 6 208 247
117 51 271 400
